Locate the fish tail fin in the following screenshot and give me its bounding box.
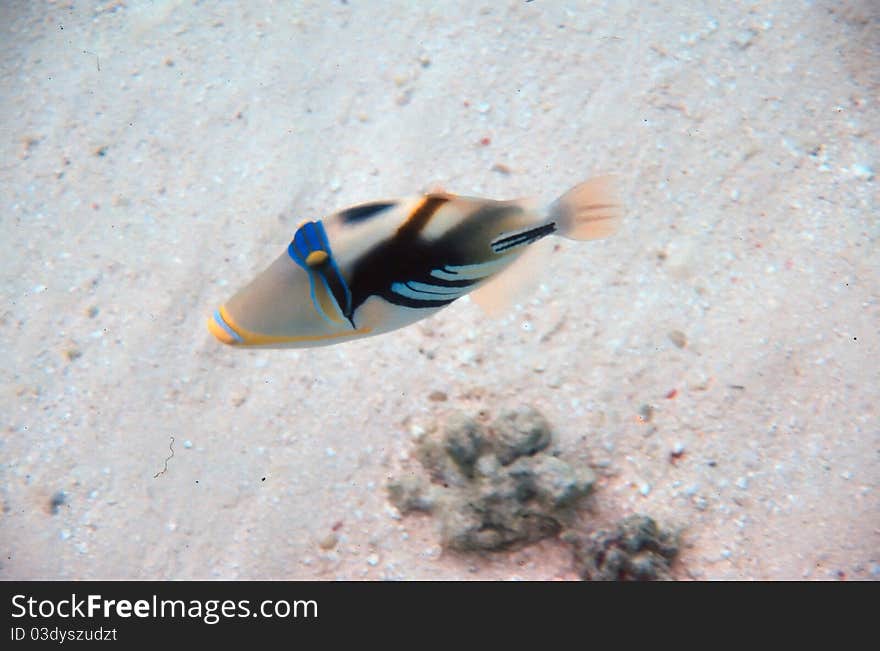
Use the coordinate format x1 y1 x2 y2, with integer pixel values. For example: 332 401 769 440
549 175 623 241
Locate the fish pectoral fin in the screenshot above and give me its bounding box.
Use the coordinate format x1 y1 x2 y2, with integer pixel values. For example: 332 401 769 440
469 237 553 318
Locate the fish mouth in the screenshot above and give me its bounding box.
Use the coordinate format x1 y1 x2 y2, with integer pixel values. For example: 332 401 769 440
207 307 245 346
207 303 375 348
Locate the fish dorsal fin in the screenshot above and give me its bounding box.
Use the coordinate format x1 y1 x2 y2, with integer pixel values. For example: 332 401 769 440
469 237 554 318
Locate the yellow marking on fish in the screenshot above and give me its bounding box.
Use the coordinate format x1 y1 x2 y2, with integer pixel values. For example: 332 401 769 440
305 250 328 267
218 305 371 345
207 313 237 345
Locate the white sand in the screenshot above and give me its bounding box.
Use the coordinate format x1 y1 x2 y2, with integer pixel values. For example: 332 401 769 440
1 1 876 579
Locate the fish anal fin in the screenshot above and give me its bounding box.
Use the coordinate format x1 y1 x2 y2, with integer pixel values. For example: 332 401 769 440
469 238 553 318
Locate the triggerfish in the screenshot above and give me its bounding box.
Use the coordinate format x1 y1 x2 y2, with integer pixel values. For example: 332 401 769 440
208 176 622 348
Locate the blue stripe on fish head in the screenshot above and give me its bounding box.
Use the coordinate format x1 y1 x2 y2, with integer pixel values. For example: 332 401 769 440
287 220 355 326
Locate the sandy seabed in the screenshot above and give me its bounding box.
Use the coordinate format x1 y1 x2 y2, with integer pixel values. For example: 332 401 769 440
1 1 877 580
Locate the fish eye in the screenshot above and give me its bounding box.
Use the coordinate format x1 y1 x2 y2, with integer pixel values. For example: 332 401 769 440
305 250 329 267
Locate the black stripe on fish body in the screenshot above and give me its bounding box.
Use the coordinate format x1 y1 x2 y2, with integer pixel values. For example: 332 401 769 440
347 229 478 312
338 201 398 224
350 241 481 311
490 222 557 254
346 198 524 313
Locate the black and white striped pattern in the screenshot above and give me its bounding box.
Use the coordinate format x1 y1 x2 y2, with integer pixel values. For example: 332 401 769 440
490 222 556 254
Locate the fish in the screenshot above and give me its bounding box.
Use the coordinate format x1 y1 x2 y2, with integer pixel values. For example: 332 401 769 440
208 176 622 348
